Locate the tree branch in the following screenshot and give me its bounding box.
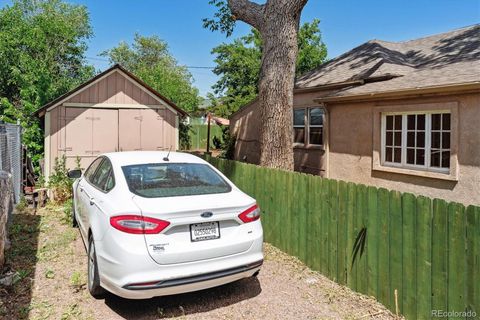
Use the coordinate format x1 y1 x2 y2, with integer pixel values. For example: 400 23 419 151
288 0 309 12
228 0 265 31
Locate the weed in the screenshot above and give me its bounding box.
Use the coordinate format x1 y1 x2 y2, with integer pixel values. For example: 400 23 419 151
62 199 73 226
45 269 55 279
30 300 53 320
16 196 28 212
37 228 76 262
70 271 85 288
48 155 73 204
15 269 30 283
18 304 32 318
10 223 22 235
36 175 46 188
61 303 81 320
74 156 83 171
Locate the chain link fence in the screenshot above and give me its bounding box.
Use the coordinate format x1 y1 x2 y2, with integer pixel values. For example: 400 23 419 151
0 122 22 204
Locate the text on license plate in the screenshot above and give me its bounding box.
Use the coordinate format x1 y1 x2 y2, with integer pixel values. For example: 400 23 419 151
190 221 220 242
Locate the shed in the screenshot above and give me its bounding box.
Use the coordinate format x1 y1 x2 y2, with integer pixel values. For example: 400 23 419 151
35 64 187 177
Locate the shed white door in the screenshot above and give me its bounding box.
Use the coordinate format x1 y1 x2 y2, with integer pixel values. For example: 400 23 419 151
64 107 118 169
118 108 169 151
140 109 169 151
118 109 142 151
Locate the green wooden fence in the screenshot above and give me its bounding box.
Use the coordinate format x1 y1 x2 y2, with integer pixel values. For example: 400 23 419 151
188 124 223 150
206 156 479 320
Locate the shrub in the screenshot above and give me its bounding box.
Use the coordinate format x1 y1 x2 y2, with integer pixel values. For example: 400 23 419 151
63 198 73 225
48 155 73 204
179 121 192 150
219 126 236 160
212 135 222 149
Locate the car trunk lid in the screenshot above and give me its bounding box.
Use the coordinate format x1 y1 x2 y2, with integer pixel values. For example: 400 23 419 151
132 190 255 265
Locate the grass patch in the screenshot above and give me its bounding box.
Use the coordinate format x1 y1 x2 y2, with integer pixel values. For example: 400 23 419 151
60 303 81 320
70 271 86 292
37 222 77 262
30 300 53 320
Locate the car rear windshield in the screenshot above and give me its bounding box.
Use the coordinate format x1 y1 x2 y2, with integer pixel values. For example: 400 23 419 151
122 163 232 198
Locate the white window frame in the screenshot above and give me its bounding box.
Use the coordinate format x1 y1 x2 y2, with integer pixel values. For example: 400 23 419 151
293 107 325 147
381 110 451 174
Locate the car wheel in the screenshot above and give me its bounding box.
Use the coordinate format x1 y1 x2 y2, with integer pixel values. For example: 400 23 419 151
87 236 105 298
72 199 78 228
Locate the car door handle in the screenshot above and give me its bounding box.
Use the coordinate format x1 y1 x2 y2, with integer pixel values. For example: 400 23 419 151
89 198 95 206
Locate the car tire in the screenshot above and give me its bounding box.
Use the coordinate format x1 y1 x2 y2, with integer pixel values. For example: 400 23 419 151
72 199 78 228
87 236 105 299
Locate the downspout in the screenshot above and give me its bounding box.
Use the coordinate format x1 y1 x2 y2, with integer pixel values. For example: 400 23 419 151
323 104 330 178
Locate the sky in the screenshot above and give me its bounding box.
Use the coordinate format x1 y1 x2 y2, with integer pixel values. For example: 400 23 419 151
1 0 479 97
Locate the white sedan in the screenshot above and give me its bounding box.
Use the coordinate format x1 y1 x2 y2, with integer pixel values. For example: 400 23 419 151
69 151 263 299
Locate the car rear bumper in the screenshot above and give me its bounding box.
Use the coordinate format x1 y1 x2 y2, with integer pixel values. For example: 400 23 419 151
124 260 263 290
103 260 262 299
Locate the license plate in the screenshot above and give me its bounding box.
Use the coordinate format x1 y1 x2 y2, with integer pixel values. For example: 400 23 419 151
190 221 220 242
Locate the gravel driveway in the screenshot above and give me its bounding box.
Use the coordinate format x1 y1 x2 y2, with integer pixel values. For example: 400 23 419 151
2 205 398 320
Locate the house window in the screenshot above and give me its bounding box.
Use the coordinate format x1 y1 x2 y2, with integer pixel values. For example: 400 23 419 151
293 107 324 146
309 108 324 145
382 111 451 172
293 109 305 144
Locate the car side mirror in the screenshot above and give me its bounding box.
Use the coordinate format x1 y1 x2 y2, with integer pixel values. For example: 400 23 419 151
68 169 82 179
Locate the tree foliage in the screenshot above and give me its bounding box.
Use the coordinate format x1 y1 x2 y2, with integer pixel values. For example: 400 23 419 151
202 0 236 37
210 19 327 117
0 0 94 167
296 19 328 76
101 34 200 113
210 29 262 116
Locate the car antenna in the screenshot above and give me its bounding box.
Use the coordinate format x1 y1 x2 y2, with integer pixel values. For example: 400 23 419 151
163 146 172 161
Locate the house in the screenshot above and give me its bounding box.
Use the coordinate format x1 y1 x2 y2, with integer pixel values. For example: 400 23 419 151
35 64 187 177
230 25 480 205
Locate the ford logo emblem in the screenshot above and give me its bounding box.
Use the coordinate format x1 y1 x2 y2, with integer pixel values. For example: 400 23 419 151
201 212 213 218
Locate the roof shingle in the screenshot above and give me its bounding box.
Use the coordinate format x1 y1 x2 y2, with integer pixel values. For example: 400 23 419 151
295 25 480 97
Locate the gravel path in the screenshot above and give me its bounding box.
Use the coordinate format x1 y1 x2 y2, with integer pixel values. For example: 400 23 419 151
2 206 398 320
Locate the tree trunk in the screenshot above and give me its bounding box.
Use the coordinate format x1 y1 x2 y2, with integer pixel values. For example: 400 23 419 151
228 0 307 170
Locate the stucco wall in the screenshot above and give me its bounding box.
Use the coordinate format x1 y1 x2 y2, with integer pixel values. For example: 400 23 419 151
230 91 329 175
327 93 480 206
230 91 480 205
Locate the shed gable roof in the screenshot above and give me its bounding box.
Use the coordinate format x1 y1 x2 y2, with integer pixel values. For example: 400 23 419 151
35 64 188 117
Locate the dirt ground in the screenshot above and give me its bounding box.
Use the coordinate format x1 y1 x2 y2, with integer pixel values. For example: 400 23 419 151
1 205 399 320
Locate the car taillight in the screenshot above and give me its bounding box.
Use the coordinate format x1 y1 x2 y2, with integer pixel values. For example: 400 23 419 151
110 215 170 234
238 204 260 223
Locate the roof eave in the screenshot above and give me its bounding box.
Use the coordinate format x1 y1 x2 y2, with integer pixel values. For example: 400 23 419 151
314 82 480 104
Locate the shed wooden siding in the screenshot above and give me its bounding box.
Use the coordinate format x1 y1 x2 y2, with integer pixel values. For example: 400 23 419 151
44 70 179 176
65 71 159 105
